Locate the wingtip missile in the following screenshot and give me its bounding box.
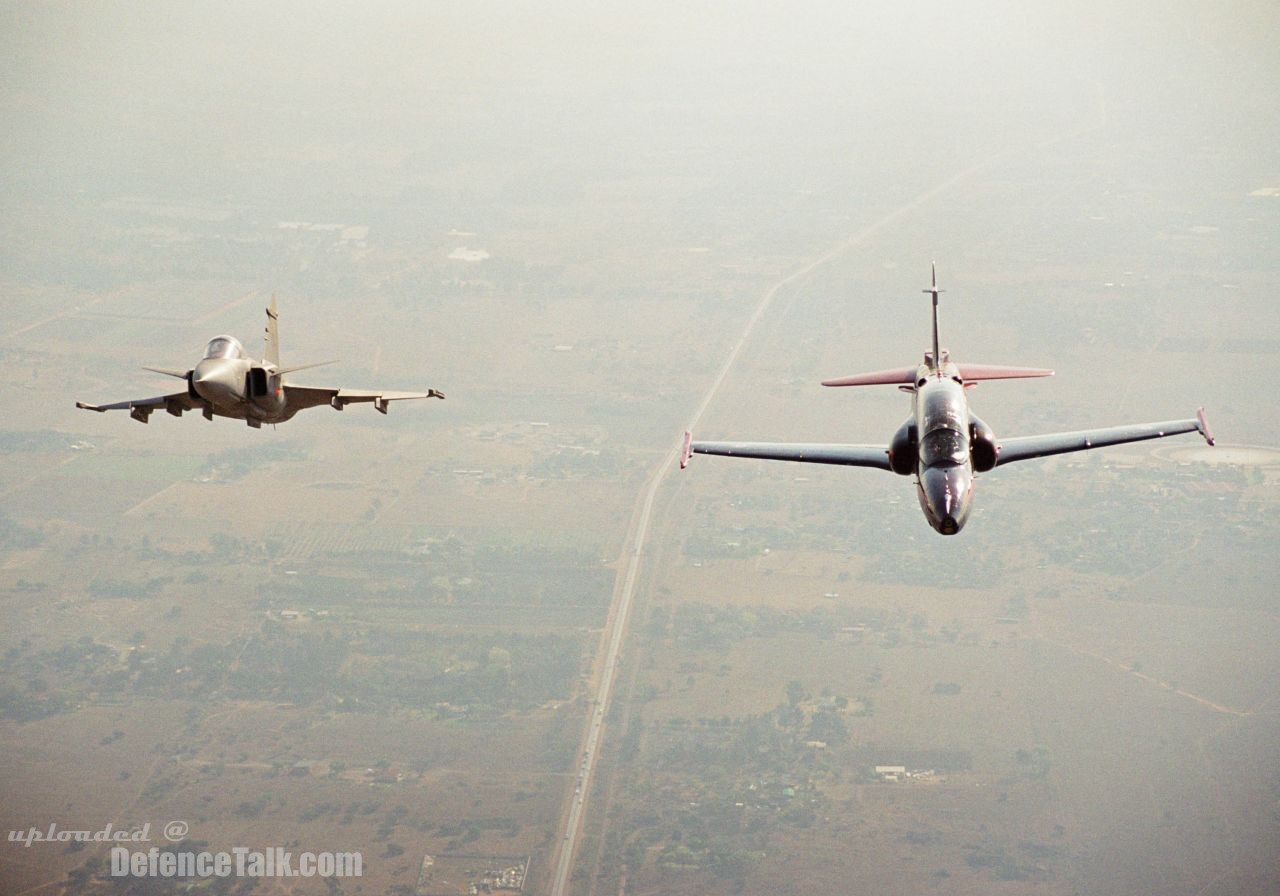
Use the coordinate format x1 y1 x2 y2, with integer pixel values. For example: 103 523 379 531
679 431 693 469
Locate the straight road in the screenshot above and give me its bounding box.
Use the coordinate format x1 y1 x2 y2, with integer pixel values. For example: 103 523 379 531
548 154 1035 896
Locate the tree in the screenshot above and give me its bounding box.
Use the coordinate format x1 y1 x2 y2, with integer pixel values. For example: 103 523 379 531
807 712 849 745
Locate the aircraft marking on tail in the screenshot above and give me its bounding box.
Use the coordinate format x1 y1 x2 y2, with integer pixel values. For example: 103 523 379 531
263 294 280 368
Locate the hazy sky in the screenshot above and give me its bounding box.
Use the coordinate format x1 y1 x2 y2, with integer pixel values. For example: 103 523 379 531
3 1 1276 210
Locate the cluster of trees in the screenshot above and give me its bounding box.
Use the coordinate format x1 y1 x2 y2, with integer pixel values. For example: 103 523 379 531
652 601 892 649
1 622 584 718
87 576 170 599
527 449 624 480
0 510 44 549
605 682 862 887
200 442 308 483
660 701 848 770
0 686 66 722
682 528 793 559
0 635 118 720
343 630 582 712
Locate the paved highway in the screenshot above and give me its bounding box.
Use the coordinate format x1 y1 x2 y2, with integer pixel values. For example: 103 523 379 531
548 163 1024 896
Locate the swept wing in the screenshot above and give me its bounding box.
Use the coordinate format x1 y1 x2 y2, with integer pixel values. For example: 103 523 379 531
996 409 1214 466
689 439 891 470
284 384 445 414
76 390 198 421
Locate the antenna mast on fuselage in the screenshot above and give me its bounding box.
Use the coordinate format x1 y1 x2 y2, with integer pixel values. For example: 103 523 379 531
922 262 944 375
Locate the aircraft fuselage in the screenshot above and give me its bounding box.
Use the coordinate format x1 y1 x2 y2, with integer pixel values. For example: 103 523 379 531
910 362 975 535
682 264 1215 536
191 337 291 426
77 301 444 426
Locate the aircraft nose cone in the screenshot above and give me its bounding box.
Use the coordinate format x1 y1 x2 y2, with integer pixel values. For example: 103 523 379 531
192 359 241 406
920 464 972 535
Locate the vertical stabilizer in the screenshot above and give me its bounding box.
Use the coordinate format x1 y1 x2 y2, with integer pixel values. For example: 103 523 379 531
921 262 944 373
264 295 280 367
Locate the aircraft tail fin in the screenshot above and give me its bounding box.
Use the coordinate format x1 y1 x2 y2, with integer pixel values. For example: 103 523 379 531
824 266 1055 388
922 261 944 373
264 295 280 367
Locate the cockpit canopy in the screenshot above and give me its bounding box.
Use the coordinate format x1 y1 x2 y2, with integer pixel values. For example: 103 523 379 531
920 384 966 433
916 381 970 466
204 335 245 360
921 428 968 466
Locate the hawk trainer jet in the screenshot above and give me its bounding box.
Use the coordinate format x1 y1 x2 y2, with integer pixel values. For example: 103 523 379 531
681 265 1214 535
77 297 444 427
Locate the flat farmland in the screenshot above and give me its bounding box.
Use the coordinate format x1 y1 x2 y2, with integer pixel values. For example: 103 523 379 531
0 214 759 894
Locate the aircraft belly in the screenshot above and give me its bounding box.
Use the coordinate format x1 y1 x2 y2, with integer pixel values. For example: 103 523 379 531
210 403 247 420
248 394 287 423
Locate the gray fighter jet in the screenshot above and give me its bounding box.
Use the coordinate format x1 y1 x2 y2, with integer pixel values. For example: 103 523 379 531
77 297 443 427
682 265 1215 534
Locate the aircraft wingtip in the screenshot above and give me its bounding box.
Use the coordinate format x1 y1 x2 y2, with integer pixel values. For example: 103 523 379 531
1196 407 1215 446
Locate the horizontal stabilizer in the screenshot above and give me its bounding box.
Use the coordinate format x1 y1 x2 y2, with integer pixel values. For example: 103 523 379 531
821 366 917 387
276 360 338 376
956 364 1054 381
